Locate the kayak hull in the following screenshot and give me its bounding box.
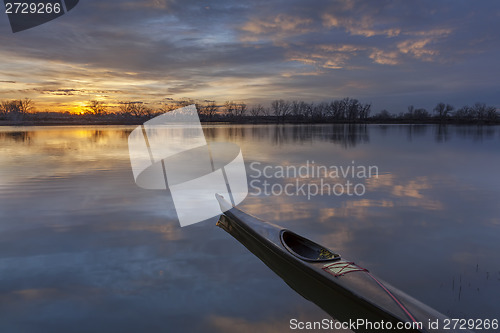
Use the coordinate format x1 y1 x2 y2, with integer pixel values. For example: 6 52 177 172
217 199 473 333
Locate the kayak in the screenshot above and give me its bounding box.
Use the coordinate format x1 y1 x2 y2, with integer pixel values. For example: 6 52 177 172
215 194 473 333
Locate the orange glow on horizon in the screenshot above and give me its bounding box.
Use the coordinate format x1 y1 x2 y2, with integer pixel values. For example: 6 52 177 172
72 102 88 115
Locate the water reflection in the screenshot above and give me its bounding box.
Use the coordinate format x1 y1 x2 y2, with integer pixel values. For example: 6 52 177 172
455 125 497 142
204 124 500 146
435 124 450 142
1 124 498 146
405 125 429 141
0 125 499 332
0 130 35 143
0 127 133 145
204 124 370 148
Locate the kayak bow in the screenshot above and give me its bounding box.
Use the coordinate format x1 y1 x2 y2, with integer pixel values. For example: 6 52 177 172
215 194 473 333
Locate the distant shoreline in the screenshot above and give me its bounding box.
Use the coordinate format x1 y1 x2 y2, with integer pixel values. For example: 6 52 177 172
0 119 145 126
2 99 498 126
1 118 500 126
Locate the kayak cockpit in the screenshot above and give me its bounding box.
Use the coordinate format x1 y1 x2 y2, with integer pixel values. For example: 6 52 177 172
280 230 340 262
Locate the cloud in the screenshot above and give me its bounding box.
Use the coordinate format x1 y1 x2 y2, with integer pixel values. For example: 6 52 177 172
0 0 498 112
397 39 437 61
322 12 402 38
366 174 443 211
286 43 367 70
369 49 399 65
240 14 314 42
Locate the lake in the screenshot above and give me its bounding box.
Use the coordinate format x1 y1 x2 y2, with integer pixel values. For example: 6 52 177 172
0 124 499 332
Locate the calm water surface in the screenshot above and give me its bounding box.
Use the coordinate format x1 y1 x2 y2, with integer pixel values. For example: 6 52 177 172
0 125 499 332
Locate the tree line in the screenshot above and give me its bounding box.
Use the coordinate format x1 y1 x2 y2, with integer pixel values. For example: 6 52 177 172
195 98 372 122
1 97 498 124
0 98 34 119
374 102 498 123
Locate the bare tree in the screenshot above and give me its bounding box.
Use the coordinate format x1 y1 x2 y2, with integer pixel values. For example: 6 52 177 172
0 100 19 115
261 106 272 116
201 101 218 119
0 98 34 120
290 101 302 118
303 102 314 119
120 101 150 117
0 98 33 115
119 102 134 115
224 101 236 117
235 102 247 118
326 100 341 120
433 102 453 121
159 103 179 113
406 105 414 119
271 99 291 121
142 105 154 117
473 103 488 121
86 100 107 116
359 103 371 120
132 103 152 117
455 105 473 121
312 102 328 120
413 108 429 120
486 105 498 121
290 100 312 119
337 97 361 121
339 98 354 120
250 104 264 116
470 103 498 121
373 109 393 119
18 98 33 114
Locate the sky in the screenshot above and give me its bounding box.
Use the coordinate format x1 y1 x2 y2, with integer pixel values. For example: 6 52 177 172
0 0 499 114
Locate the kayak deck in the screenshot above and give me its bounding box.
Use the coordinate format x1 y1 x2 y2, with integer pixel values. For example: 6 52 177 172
215 194 474 333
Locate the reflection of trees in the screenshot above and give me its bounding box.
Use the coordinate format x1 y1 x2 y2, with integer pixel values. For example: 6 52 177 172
405 125 428 142
202 127 217 140
379 124 500 143
455 125 496 142
378 125 389 137
207 124 500 146
219 126 246 141
328 124 369 148
118 129 133 139
203 126 247 141
434 125 499 143
205 124 370 148
90 130 107 143
272 125 288 146
3 125 495 151
0 131 33 143
271 124 369 148
435 125 450 143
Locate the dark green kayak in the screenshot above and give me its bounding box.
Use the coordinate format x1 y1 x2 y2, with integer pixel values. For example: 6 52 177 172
215 194 473 333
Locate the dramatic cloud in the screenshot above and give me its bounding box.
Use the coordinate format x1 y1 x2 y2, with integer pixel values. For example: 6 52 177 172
0 0 498 113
